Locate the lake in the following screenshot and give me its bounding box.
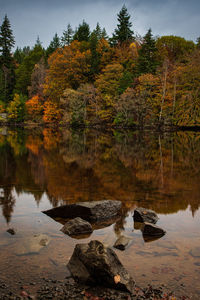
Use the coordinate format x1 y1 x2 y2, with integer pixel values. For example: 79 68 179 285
0 127 200 299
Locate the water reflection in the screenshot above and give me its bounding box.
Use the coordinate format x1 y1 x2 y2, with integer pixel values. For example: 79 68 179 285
1 127 200 298
1 127 200 224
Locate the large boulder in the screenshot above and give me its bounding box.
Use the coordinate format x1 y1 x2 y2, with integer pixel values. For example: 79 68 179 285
61 217 93 236
43 200 122 222
142 222 166 237
133 207 158 224
67 240 135 293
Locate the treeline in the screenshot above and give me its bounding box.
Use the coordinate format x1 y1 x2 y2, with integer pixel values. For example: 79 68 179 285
0 6 200 128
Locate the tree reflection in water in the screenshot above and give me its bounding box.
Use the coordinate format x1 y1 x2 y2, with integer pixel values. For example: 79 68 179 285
1 127 200 223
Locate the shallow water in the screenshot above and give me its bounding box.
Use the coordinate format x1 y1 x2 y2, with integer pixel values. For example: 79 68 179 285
0 127 200 298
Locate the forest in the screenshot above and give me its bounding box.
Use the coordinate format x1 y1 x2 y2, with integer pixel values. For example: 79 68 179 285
0 5 200 129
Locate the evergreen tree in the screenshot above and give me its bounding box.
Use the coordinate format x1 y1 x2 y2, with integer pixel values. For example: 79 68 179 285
112 5 134 45
46 33 60 57
14 46 31 65
73 20 90 42
61 24 74 46
0 15 15 103
101 28 108 40
89 31 100 78
15 43 45 95
196 37 200 49
137 28 158 75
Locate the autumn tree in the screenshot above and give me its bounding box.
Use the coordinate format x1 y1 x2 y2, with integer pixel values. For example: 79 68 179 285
95 63 124 97
44 40 91 100
28 57 46 97
156 35 195 63
43 100 62 123
111 5 134 45
7 94 26 123
0 15 15 103
173 50 200 126
26 95 43 121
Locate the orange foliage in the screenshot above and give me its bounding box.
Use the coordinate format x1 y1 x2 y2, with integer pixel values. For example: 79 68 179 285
26 95 43 120
43 100 62 123
43 128 61 150
44 41 91 100
26 135 43 155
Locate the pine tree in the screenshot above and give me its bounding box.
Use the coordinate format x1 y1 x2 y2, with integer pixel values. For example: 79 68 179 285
0 15 15 103
73 20 90 42
196 37 200 49
101 28 108 40
137 28 158 75
89 31 100 78
61 23 74 46
46 33 60 57
112 5 134 45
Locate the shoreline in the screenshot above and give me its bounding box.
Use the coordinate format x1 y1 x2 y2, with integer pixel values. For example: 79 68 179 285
0 276 185 300
1 122 200 133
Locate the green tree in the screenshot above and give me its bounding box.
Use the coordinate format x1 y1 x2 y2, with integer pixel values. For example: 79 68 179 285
89 31 100 78
137 28 158 75
15 43 45 95
46 33 60 57
7 93 26 123
73 20 90 42
196 37 200 49
112 5 134 45
14 46 31 64
61 23 74 46
156 35 195 63
0 15 15 103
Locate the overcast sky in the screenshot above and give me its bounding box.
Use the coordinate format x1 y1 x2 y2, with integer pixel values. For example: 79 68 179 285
0 0 199 49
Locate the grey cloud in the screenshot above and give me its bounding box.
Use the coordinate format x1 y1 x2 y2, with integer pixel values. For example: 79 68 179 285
0 0 199 48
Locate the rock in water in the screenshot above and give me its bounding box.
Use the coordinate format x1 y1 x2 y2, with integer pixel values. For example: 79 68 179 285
142 223 166 237
114 236 132 251
43 200 122 222
7 228 16 235
61 217 93 236
133 207 158 224
67 240 135 293
15 234 50 256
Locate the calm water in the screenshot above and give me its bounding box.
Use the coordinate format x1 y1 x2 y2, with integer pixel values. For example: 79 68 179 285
0 127 200 298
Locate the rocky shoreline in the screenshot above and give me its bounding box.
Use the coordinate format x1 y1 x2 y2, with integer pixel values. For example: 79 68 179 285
0 277 179 300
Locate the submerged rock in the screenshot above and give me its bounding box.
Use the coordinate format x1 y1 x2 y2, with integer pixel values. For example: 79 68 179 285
6 228 16 235
142 223 166 237
67 240 135 293
61 217 93 236
43 200 122 222
15 234 50 256
133 207 158 224
114 235 132 251
189 247 200 258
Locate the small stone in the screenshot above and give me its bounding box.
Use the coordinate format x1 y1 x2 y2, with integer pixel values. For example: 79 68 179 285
61 217 93 236
114 236 132 251
133 207 158 224
142 222 166 237
7 228 16 235
190 247 200 258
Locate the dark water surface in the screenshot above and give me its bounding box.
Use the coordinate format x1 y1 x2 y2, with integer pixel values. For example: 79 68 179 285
0 127 200 298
